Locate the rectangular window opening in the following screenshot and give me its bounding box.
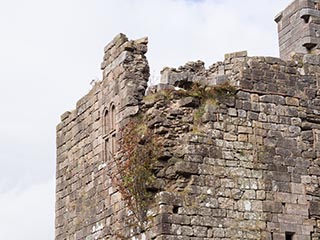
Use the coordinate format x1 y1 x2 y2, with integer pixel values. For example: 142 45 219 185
111 133 116 155
285 232 295 240
105 138 110 161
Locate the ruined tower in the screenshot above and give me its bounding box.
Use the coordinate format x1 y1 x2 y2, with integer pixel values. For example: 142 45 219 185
56 1 320 239
275 0 320 59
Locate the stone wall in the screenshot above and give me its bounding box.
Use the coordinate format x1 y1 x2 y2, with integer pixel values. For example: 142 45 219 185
141 53 320 240
55 1 320 237
56 29 320 240
55 33 150 240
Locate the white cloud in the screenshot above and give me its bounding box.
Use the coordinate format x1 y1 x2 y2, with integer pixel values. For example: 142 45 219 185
0 179 55 240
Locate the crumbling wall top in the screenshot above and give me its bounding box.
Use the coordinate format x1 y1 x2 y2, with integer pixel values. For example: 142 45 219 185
101 33 148 81
56 29 320 240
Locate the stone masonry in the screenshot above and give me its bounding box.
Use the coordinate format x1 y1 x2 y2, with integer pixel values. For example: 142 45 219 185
56 1 320 239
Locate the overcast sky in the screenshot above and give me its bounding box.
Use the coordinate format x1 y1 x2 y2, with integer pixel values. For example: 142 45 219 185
0 0 292 239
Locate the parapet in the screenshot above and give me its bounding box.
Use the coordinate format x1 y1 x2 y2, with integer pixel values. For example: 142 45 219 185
155 50 320 99
158 51 247 89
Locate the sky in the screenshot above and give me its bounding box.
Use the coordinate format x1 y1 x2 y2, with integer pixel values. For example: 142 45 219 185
0 0 292 239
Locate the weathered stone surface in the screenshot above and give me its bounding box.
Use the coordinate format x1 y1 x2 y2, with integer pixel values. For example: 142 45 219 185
310 201 320 217
56 2 320 238
276 0 320 61
177 97 200 108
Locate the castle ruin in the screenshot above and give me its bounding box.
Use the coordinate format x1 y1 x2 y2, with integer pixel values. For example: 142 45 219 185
56 1 320 239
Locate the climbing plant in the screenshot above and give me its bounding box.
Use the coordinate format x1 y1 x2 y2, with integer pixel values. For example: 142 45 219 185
113 115 161 229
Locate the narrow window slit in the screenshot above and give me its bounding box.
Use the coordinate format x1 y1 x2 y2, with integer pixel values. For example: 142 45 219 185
285 232 295 240
301 14 310 23
303 42 317 53
172 206 179 214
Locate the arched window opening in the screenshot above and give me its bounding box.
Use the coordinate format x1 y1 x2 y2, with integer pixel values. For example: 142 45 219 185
103 109 109 134
110 104 116 156
102 104 117 162
110 104 116 132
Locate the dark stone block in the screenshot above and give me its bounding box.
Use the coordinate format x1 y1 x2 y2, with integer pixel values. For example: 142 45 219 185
268 163 288 172
218 95 235 107
248 111 259 120
239 80 253 89
263 201 283 213
175 161 199 176
178 97 200 108
310 201 320 217
255 82 267 92
154 213 171 225
209 147 223 158
309 167 320 176
276 139 296 149
272 172 291 182
236 91 250 100
274 181 290 192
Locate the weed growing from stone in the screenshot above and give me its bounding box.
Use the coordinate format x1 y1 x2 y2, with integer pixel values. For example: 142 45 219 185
114 114 162 230
190 82 237 128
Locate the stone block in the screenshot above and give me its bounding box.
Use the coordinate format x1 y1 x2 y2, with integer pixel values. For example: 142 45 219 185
106 33 128 51
228 108 237 116
178 97 200 108
310 201 320 217
263 201 283 213
272 233 285 240
297 195 311 205
301 224 314 235
243 190 256 199
286 97 299 106
303 54 320 65
256 191 266 200
290 183 305 194
238 126 253 134
213 228 225 238
275 192 298 204
251 201 263 212
193 226 207 237
238 134 248 142
248 111 259 120
285 203 309 216
223 133 237 141
279 223 302 234
224 50 247 60
278 214 303 224
293 234 313 240
175 161 199 175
